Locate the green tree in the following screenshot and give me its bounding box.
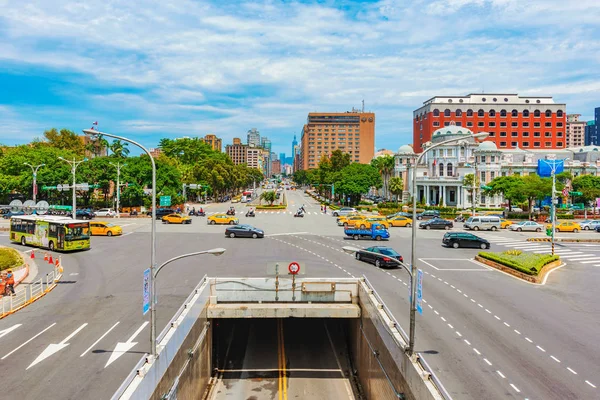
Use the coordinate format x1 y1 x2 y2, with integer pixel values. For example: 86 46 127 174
572 175 600 210
158 137 216 164
388 176 404 203
334 163 382 206
462 173 479 206
329 150 351 171
521 174 551 219
484 176 526 211
371 155 395 201
109 140 130 158
260 190 277 206
43 128 85 155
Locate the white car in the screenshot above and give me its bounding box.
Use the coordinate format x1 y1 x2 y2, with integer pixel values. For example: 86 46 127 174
579 220 600 230
508 220 543 232
95 208 116 217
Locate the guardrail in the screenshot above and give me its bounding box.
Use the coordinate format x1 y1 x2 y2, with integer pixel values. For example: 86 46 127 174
1 264 63 318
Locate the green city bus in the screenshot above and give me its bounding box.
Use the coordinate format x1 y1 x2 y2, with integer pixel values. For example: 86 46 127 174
10 215 91 251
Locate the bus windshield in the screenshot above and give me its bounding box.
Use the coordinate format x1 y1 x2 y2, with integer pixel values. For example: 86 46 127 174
64 223 90 241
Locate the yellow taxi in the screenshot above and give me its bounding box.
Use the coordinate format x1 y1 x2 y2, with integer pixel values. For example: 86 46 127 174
340 215 368 227
90 222 123 236
499 219 513 229
546 221 581 233
232 195 242 203
162 214 192 224
387 216 413 227
336 212 360 225
208 213 239 225
352 216 391 229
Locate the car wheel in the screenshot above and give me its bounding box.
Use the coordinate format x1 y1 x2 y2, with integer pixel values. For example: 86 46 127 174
426 225 431 230
406 223 411 227
49 241 54 251
555 228 560 232
452 242 459 249
473 226 480 231
375 259 382 268
164 220 169 224
417 216 422 220
252 233 258 239
353 235 359 240
584 226 590 230
491 226 497 231
107 231 113 237
480 243 487 250
355 253 361 261
21 236 26 245
229 233 236 238
344 222 348 227
210 220 216 225
517 227 522 232
360 224 366 229
333 212 338 217
536 228 541 232
573 228 579 233
229 220 235 225
444 225 450 230
375 235 382 241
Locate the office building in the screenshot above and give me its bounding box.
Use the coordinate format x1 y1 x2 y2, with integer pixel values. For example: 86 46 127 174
413 93 566 152
246 146 261 170
291 135 298 160
566 114 586 148
247 128 260 147
226 140 247 165
201 134 222 152
149 148 163 158
585 107 600 146
272 159 281 175
279 153 286 164
299 111 375 170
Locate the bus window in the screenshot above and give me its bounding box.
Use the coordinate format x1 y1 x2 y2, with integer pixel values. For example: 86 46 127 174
64 223 90 241
49 223 58 238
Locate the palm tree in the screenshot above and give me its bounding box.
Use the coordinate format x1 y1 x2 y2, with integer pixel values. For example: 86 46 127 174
371 155 395 200
388 177 404 203
110 140 130 158
260 190 277 206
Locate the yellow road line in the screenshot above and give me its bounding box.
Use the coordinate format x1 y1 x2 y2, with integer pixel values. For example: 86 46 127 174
278 319 283 400
281 320 287 400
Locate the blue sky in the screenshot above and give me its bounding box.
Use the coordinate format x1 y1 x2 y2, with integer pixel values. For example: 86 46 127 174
1 0 600 157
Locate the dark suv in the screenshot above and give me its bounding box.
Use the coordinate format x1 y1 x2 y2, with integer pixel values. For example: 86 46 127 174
417 210 440 220
76 209 95 220
147 208 175 219
443 232 490 249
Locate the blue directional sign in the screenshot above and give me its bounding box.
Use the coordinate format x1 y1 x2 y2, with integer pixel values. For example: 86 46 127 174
416 269 423 315
142 268 151 315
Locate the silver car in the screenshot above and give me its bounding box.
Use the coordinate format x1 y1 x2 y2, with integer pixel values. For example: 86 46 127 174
508 221 543 232
332 207 357 217
579 220 600 230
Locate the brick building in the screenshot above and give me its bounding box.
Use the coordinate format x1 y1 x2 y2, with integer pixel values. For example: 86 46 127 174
201 134 222 152
413 94 566 152
225 139 247 165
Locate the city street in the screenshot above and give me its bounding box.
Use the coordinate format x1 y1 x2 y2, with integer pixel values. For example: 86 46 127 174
0 189 598 399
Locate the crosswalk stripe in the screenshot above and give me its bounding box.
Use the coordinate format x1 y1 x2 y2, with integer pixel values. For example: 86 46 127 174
563 256 599 261
559 253 593 258
579 259 600 264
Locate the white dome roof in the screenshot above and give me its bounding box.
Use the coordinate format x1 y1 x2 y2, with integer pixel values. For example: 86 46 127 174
432 124 473 136
477 141 498 151
397 144 414 154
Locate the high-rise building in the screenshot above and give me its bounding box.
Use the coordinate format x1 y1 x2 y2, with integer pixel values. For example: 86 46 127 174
271 159 281 175
246 147 261 170
291 135 298 160
247 128 260 147
201 134 222 152
566 114 586 148
271 152 278 161
226 141 247 165
413 93 566 152
299 111 375 170
279 152 286 164
585 107 600 146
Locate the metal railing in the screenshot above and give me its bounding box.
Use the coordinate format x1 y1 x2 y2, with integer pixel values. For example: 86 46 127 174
1 264 63 318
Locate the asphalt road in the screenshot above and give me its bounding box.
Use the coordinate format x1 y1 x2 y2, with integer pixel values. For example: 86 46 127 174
0 188 598 399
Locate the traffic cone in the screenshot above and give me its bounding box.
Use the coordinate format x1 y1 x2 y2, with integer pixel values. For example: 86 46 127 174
30 250 35 259
44 253 48 261
48 255 53 264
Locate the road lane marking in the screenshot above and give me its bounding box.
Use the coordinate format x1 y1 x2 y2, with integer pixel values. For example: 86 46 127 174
536 345 546 352
567 367 577 375
473 348 480 355
510 384 520 393
27 323 88 369
525 337 533 343
105 321 149 367
585 381 596 388
550 355 560 363
483 358 492 366
2 323 57 360
497 370 505 378
514 329 521 335
464 339 471 345
80 321 120 357
0 324 22 339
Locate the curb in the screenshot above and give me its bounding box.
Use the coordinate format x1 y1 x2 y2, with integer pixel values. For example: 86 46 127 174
475 255 562 285
527 237 600 243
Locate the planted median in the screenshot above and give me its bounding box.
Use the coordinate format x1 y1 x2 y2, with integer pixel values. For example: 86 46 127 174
475 250 561 283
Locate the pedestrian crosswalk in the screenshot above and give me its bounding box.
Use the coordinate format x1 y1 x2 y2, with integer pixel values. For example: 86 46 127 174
204 211 332 216
476 234 600 267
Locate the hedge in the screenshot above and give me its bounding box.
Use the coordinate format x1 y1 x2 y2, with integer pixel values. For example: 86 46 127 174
0 247 24 271
478 251 559 276
256 205 287 210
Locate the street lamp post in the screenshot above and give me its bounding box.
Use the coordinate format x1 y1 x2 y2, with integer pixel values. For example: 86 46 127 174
543 158 569 256
151 248 225 356
23 163 45 203
58 157 87 219
83 128 158 357
109 161 126 218
409 132 489 356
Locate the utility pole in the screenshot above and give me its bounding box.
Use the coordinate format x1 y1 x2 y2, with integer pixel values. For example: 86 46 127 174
24 163 45 203
109 161 125 218
59 157 87 219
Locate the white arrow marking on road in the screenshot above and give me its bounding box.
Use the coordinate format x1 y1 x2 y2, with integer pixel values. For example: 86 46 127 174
80 321 120 357
105 321 149 368
0 324 22 339
27 323 88 369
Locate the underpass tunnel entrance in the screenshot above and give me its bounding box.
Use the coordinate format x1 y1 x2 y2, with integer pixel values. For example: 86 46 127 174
209 318 360 400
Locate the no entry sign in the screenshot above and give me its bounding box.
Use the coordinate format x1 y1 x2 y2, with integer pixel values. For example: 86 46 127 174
288 262 301 275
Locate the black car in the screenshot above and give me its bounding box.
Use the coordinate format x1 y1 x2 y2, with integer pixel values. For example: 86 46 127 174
443 232 490 249
355 246 403 268
225 224 264 239
419 218 453 230
147 208 175 219
416 210 441 220
76 209 95 220
2 211 25 219
596 225 600 233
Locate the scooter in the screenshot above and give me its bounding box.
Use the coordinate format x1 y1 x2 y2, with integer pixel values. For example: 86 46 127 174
455 215 465 222
197 211 206 217
294 211 304 218
246 211 255 217
226 209 235 216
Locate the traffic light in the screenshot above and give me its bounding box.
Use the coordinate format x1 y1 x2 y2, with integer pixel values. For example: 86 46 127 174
546 228 552 237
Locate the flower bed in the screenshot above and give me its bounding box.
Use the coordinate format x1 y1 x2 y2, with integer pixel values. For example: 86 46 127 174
477 250 558 276
255 205 287 210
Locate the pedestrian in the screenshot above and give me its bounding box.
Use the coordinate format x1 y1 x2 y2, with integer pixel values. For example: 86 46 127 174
5 270 15 296
320 205 323 212
324 205 327 214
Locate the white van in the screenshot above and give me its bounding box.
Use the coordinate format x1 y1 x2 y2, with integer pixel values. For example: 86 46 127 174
464 216 501 231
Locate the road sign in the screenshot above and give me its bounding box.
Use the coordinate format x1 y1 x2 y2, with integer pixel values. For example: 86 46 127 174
267 261 306 275
189 184 198 189
416 269 423 315
562 188 568 196
23 200 35 214
142 268 151 316
160 196 171 206
36 201 49 215
42 185 57 190
9 200 22 212
288 262 301 275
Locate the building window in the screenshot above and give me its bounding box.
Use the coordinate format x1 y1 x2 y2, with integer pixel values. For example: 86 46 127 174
523 110 530 117
500 142 507 147
490 171 495 180
439 163 444 176
455 109 462 116
557 142 563 147
511 109 518 117
489 122 496 127
523 142 529 147
478 122 485 127
433 109 440 117
557 122 563 127
545 122 552 127
511 131 518 137
511 141 518 147
500 109 507 117
489 109 496 117
534 142 541 147
545 110 552 117
557 131 563 137
534 131 541 137
500 131 507 137
490 156 495 162
523 131 529 137
545 132 552 137
545 142 552 147
481 155 486 163
480 171 486 182
447 163 453 176
444 109 451 117
420 124 423 130
444 121 450 126
523 122 529 127
512 122 518 127
478 109 485 117
489 131 495 137
467 122 474 127
433 121 440 127
534 110 541 117
500 122 507 127
557 110 564 117
455 122 462 126
467 109 473 117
